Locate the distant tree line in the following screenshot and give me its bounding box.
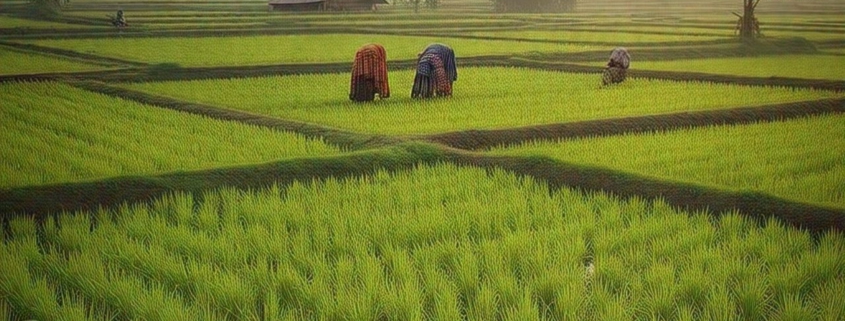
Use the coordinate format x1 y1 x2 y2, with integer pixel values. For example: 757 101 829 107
492 0 575 13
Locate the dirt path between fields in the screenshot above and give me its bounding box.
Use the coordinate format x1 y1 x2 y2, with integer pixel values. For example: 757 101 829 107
441 148 845 234
421 98 845 150
0 144 437 221
0 41 146 67
2 143 843 234
68 81 400 151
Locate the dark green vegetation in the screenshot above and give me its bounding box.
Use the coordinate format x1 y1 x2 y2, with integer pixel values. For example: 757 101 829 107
1 0 844 319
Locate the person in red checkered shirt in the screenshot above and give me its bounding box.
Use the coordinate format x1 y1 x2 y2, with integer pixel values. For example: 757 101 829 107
350 44 390 102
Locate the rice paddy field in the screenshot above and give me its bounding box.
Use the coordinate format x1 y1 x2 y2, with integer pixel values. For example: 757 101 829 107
0 81 342 188
489 114 845 209
123 67 841 135
1 0 844 319
17 35 596 66
606 55 845 80
0 47 107 75
463 29 730 43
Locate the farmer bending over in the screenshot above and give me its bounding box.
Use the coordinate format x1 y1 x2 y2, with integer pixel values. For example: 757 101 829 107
111 10 128 28
411 43 457 99
602 47 630 86
350 43 390 102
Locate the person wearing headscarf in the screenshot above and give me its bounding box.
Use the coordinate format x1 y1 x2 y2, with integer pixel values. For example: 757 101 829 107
602 47 630 86
411 43 457 99
112 10 128 28
350 43 390 102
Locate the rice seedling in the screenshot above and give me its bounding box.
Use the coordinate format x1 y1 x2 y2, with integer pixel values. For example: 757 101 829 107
18 34 596 66
0 81 342 188
490 114 845 208
123 67 842 135
1 163 843 320
0 47 107 75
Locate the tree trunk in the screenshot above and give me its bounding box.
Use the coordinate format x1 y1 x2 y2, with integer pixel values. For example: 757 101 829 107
740 0 757 39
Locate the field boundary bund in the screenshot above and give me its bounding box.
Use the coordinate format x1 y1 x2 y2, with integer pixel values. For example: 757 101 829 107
0 144 440 220
420 98 845 150
2 143 843 234
0 41 147 67
443 150 845 234
3 57 840 93
68 81 400 151
0 55 511 83
503 60 845 92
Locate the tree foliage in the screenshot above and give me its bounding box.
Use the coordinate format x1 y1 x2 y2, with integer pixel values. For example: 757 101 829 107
492 0 575 13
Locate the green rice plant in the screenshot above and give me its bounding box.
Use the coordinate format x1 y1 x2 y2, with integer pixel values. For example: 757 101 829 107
631 55 845 80
20 34 596 66
124 67 841 135
705 285 741 321
731 276 773 321
0 243 64 321
811 277 845 321
0 299 9 321
2 163 843 320
772 294 816 321
0 81 342 188
0 47 107 75
465 29 729 43
490 114 845 208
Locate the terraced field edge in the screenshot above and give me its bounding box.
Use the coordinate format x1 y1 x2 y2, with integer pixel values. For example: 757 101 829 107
2 142 842 233
67 81 400 150
422 98 845 150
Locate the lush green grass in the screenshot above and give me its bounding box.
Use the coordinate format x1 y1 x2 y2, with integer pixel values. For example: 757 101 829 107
490 114 845 208
0 15 97 29
0 47 107 75
465 29 729 43
627 55 845 80
2 163 844 320
19 34 596 66
123 67 842 135
764 30 845 41
564 25 732 37
0 81 342 188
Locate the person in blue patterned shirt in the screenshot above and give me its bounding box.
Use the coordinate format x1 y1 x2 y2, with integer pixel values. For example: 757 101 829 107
411 43 457 99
